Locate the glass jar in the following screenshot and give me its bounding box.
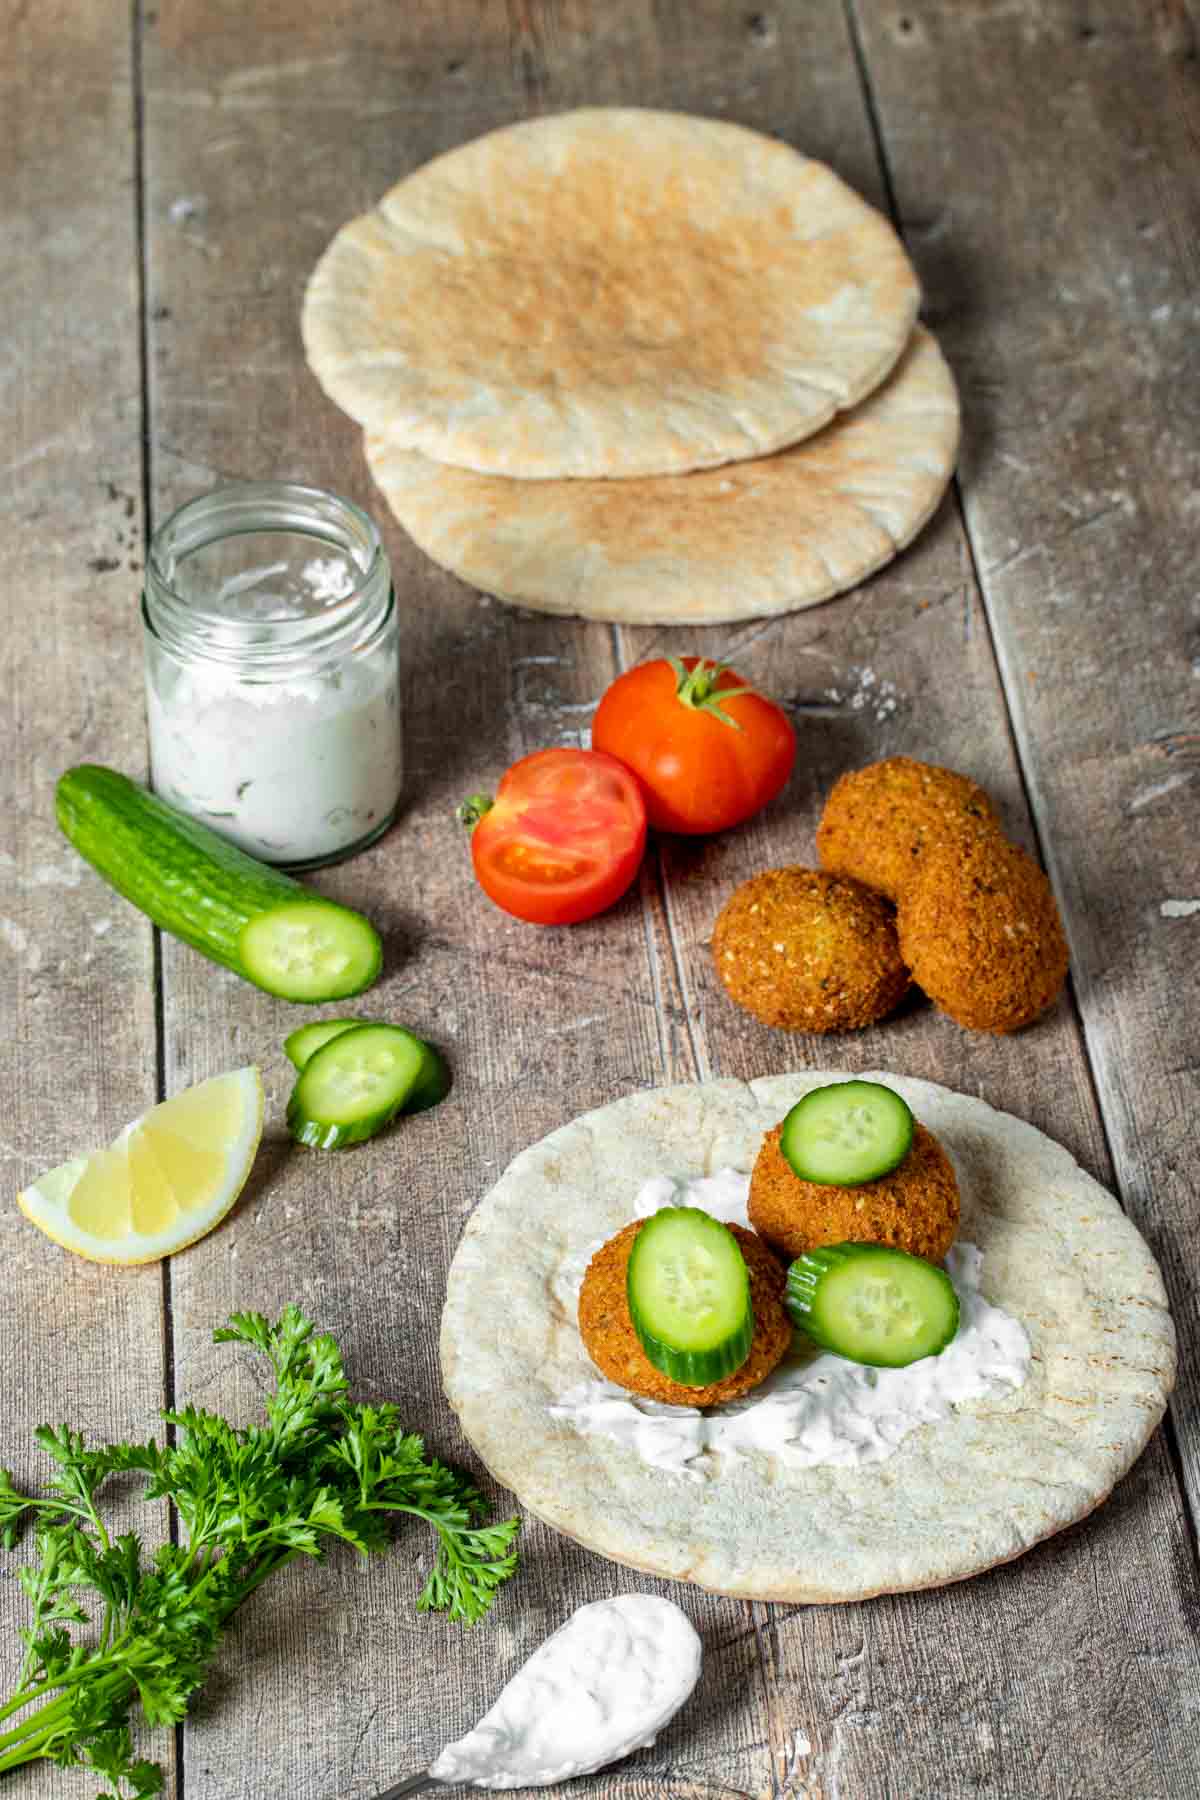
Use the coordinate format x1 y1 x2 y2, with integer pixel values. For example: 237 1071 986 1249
143 482 401 871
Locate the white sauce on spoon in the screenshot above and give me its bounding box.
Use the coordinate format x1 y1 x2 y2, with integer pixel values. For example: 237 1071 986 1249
549 1170 1031 1479
428 1594 702 1789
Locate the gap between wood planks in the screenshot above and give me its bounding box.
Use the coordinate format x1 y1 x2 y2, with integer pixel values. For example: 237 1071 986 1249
116 12 1200 1792
839 0 1200 1594
129 0 191 1790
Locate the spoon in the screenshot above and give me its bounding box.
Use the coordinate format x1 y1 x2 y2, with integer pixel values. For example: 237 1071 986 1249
365 1593 703 1797
371 1779 445 1797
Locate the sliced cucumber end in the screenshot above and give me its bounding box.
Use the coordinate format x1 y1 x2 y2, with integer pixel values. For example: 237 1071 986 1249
283 1018 369 1071
286 1023 446 1150
779 1080 915 1188
284 1018 449 1106
627 1208 753 1387
404 1041 451 1114
240 901 382 1003
786 1242 960 1368
285 1101 365 1151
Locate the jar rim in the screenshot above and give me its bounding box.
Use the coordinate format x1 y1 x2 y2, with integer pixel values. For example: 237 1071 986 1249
144 482 390 668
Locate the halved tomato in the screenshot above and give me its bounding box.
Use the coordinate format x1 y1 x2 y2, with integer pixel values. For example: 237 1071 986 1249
461 748 647 925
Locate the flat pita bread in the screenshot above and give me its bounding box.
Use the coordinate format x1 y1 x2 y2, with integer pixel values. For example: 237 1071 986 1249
366 326 959 623
303 109 920 479
440 1072 1174 1603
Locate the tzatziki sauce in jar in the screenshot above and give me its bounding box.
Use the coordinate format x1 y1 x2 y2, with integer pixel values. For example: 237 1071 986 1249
143 482 401 870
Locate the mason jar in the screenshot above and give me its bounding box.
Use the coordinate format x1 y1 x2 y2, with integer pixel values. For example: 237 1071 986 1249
143 482 401 870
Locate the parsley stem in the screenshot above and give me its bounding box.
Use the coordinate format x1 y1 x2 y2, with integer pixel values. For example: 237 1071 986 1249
0 1668 138 1770
0 1662 127 1741
0 1694 73 1761
0 1305 521 1793
0 1678 70 1730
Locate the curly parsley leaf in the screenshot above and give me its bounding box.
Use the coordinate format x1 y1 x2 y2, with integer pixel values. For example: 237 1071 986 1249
0 1307 520 1795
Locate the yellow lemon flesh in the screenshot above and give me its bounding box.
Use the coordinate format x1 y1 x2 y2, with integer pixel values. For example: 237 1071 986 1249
17 1067 264 1264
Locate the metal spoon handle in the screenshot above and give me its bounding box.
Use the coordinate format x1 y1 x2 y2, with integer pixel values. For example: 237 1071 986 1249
369 1773 448 1799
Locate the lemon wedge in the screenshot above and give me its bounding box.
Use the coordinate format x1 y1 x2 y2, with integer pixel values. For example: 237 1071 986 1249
17 1066 264 1264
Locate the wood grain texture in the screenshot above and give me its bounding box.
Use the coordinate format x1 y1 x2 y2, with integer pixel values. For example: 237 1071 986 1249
3 0 1199 1797
140 2 785 1794
614 0 1200 1790
850 0 1200 1684
0 1 170 1796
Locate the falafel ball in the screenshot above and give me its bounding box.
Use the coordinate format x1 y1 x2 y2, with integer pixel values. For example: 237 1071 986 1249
817 756 1001 901
897 833 1068 1033
748 1121 960 1263
711 867 909 1033
578 1218 792 1407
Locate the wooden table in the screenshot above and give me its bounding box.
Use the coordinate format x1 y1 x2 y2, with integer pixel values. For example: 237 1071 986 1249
4 3 1199 1795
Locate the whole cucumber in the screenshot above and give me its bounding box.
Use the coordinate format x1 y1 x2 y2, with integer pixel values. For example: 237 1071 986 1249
56 765 383 1003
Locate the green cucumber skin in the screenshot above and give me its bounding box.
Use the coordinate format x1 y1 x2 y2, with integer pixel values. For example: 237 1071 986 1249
286 1094 376 1151
405 1040 451 1114
780 1081 914 1188
626 1209 753 1387
786 1243 959 1367
286 1023 448 1150
284 1019 450 1112
631 1319 753 1388
284 1019 363 1071
56 765 382 1001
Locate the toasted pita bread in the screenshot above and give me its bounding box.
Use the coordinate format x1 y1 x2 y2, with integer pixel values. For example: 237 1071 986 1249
440 1073 1174 1603
304 109 920 479
366 326 959 623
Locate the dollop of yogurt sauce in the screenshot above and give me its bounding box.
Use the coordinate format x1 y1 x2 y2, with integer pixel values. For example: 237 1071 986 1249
549 1171 1031 1479
429 1594 702 1789
147 554 401 866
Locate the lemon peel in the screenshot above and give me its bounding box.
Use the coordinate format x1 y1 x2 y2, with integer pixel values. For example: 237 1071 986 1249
17 1066 263 1264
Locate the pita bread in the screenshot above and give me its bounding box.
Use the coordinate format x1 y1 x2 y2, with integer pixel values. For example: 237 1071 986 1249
303 109 920 479
366 326 959 624
440 1072 1174 1603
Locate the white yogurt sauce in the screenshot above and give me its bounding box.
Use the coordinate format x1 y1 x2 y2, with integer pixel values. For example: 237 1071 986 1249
147 659 400 865
146 546 401 865
429 1594 702 1789
549 1171 1031 1480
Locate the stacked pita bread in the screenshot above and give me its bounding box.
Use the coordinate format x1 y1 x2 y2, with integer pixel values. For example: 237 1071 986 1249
303 110 960 624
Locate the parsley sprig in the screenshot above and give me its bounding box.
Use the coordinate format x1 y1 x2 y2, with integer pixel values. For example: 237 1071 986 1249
0 1306 519 1797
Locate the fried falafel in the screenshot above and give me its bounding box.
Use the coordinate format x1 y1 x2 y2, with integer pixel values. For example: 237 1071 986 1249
748 1121 960 1263
711 867 910 1033
578 1218 791 1406
816 756 1001 901
897 833 1068 1033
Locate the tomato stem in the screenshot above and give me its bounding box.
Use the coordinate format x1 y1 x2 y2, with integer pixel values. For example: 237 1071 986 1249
456 794 494 833
665 656 753 731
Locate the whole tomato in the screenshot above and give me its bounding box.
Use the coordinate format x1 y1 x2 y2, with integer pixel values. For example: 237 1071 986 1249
591 656 795 834
459 747 647 925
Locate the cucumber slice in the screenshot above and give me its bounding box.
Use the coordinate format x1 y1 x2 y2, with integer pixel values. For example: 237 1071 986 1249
284 1018 365 1070
626 1208 753 1387
239 903 381 1004
286 1023 448 1148
56 765 382 1003
786 1243 959 1367
779 1080 914 1187
283 1017 450 1115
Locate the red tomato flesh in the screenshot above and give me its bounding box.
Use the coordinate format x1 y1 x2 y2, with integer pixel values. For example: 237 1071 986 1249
468 748 647 925
591 657 796 835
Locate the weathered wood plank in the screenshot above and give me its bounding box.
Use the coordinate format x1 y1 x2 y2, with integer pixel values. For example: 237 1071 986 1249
136 3 835 1794
6 1 1194 1797
0 1 169 1794
622 520 1200 1797
608 1 1200 1793
147 0 1200 1794
853 0 1200 1587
